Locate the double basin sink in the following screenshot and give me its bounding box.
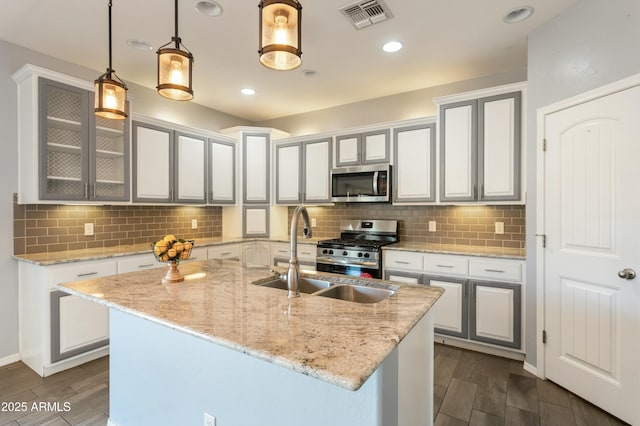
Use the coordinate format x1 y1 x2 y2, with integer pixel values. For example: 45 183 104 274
255 276 396 304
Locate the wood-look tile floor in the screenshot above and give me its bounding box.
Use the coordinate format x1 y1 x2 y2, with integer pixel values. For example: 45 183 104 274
0 346 630 425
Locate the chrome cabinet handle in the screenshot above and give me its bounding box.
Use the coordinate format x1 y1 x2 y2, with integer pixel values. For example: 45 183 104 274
138 264 154 268
394 260 410 264
618 268 636 280
485 269 505 273
77 272 98 277
436 264 454 268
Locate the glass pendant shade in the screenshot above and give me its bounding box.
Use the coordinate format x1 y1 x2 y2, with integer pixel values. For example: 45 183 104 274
157 46 194 100
259 0 302 71
94 72 127 119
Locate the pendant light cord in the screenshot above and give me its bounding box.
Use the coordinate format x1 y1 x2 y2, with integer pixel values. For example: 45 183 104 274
174 0 181 47
107 0 113 74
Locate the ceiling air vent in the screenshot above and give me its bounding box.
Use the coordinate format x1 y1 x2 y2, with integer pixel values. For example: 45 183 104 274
340 0 393 30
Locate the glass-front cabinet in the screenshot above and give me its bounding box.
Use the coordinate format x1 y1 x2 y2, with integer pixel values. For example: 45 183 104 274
39 77 129 202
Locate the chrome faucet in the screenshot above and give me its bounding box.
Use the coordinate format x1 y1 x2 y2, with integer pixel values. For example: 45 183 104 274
283 205 312 298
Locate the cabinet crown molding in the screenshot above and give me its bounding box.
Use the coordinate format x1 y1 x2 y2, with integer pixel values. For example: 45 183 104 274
433 81 527 106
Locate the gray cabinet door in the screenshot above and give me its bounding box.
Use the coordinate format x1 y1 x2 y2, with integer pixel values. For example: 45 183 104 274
393 123 436 203
39 78 90 201
424 274 469 339
207 138 236 205
132 121 174 203
174 131 207 204
275 142 302 204
335 130 390 167
302 138 332 203
242 133 270 204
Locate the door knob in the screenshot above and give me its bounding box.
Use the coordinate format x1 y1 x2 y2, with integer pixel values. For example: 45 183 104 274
617 268 636 280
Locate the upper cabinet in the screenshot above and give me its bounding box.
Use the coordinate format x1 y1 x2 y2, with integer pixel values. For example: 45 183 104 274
437 85 524 203
208 138 236 204
243 133 270 204
132 121 206 204
393 123 436 203
275 138 331 204
335 129 390 167
14 65 130 203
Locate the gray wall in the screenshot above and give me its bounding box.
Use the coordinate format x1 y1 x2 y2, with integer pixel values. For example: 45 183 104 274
0 40 250 361
256 69 526 137
525 0 640 366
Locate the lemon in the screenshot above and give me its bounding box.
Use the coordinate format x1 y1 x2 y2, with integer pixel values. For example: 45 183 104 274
164 234 177 243
173 242 184 253
154 240 169 255
167 248 177 258
183 241 192 252
180 250 190 260
160 253 169 261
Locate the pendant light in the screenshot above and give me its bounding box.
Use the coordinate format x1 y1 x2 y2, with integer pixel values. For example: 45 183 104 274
157 0 194 100
94 0 128 120
258 0 302 71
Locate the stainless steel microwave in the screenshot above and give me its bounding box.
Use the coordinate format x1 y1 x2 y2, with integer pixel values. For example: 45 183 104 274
330 164 391 203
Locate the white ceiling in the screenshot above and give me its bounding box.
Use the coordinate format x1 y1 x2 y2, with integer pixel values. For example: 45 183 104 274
0 0 577 122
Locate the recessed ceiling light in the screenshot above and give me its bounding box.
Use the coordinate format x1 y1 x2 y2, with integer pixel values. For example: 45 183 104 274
382 41 403 53
241 88 256 96
301 69 319 78
195 0 223 16
126 38 153 51
503 6 534 23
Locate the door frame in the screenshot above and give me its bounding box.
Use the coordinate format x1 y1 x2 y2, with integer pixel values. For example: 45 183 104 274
535 72 640 378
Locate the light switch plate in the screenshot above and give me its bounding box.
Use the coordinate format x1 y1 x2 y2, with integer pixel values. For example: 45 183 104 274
495 222 504 235
311 218 317 228
192 219 198 229
428 221 436 232
84 223 94 236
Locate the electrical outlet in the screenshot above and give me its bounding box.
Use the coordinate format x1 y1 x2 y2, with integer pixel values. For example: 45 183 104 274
84 223 94 236
204 413 216 426
428 221 436 232
311 217 317 228
192 219 198 229
495 222 505 235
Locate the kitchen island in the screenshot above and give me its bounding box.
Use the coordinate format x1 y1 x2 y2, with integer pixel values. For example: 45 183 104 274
58 260 443 426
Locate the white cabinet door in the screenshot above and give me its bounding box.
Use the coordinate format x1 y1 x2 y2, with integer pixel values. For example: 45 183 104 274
362 130 390 164
57 294 109 356
478 92 521 201
303 139 331 202
394 124 436 203
426 277 468 339
470 281 521 349
440 101 477 201
242 242 271 267
276 143 301 204
133 122 172 202
243 133 270 203
175 132 206 203
243 206 269 237
208 139 235 204
335 135 360 166
207 244 241 261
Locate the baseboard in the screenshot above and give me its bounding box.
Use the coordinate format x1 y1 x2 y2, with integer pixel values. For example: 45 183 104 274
0 352 21 367
434 335 525 361
523 361 538 377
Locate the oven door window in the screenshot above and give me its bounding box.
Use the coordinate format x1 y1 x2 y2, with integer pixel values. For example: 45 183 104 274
316 262 380 279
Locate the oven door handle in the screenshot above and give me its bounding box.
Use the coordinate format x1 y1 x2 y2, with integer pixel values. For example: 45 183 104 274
372 171 379 195
316 256 378 268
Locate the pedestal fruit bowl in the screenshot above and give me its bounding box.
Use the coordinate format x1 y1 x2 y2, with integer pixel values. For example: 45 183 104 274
151 235 195 284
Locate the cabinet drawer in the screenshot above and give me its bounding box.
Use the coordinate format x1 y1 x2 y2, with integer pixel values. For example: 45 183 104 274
183 247 207 262
117 254 159 274
271 242 291 258
297 243 317 261
207 245 241 261
424 255 469 276
384 251 423 271
47 260 118 289
469 259 522 282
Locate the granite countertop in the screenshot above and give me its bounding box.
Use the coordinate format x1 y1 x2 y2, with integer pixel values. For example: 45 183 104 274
13 236 324 266
57 261 443 391
384 242 526 260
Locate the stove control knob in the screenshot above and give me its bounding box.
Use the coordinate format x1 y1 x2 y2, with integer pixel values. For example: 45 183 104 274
357 252 363 257
364 253 370 258
322 249 328 254
329 250 334 255
342 250 348 256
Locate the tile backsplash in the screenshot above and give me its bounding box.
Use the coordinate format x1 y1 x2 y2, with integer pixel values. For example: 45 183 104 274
13 196 222 255
288 204 525 249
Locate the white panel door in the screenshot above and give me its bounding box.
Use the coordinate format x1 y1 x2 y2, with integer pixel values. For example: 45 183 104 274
59 295 109 354
276 143 301 203
176 133 206 202
209 140 235 204
395 125 435 202
335 135 359 166
304 140 330 202
441 102 476 201
472 284 515 344
135 125 171 201
544 84 640 425
481 96 517 199
244 207 268 236
362 132 388 163
244 134 269 203
429 278 467 337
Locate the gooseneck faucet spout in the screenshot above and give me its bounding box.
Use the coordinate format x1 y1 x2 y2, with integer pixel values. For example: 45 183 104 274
284 205 312 298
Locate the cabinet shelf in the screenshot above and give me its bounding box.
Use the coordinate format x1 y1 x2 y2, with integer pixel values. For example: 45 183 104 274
96 126 124 138
96 149 124 159
47 175 82 182
47 116 82 132
47 143 82 154
96 179 125 185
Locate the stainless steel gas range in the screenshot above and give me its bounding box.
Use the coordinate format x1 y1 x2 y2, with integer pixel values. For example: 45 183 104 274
316 219 398 279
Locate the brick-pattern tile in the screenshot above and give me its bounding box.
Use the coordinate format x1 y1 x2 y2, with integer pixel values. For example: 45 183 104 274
288 204 525 248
